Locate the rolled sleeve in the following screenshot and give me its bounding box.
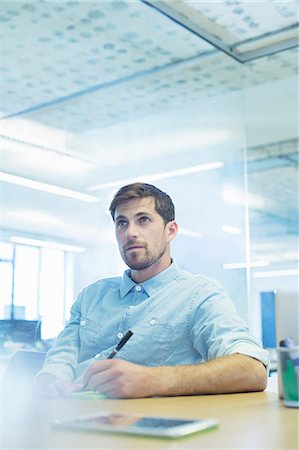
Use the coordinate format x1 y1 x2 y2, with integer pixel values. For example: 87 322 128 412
191 287 270 370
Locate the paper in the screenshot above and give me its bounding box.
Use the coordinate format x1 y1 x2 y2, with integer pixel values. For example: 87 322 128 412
71 390 106 400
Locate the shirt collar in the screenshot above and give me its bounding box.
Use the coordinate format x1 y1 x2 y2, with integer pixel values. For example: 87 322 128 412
120 261 180 298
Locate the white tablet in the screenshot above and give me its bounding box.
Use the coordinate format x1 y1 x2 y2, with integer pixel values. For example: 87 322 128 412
52 411 219 438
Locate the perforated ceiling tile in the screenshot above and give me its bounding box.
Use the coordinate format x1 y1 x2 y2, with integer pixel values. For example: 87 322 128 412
25 47 298 132
1 0 212 119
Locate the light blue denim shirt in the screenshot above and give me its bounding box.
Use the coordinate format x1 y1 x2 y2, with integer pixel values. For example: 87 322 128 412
39 262 270 382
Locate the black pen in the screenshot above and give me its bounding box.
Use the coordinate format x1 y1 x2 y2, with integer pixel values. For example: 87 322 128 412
81 330 133 391
107 330 133 359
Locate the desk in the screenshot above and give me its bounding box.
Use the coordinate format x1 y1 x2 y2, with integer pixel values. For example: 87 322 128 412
1 389 298 449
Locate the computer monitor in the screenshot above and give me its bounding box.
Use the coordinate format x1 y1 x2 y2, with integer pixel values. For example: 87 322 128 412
260 291 276 349
275 289 299 346
0 319 42 345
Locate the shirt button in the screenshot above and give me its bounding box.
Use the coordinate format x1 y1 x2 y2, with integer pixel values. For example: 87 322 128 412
117 332 124 339
135 285 142 292
80 320 86 326
149 319 156 325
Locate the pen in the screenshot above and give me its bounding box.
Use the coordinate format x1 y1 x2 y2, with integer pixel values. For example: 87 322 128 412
107 330 133 359
81 330 133 391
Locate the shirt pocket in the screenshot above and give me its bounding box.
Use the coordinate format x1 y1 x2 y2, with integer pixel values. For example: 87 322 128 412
79 317 102 347
120 317 175 366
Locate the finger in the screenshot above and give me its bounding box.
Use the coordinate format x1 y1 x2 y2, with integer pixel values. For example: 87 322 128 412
83 360 113 386
94 379 132 399
93 378 123 398
87 370 115 392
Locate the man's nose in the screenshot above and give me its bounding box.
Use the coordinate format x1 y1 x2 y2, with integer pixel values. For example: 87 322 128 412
126 223 138 239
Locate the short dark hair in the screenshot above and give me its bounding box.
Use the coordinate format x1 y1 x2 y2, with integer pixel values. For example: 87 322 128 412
109 182 175 225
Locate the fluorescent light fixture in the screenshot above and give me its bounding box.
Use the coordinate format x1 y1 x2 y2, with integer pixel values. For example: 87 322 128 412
90 161 224 191
222 225 242 235
222 261 270 270
179 227 203 238
10 236 85 253
0 172 98 203
253 269 299 278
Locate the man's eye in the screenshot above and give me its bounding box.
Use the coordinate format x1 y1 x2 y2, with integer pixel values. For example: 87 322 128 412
117 220 127 228
139 216 150 223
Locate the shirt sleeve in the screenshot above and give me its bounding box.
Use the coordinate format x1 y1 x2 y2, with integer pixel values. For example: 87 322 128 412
36 292 83 382
190 283 270 370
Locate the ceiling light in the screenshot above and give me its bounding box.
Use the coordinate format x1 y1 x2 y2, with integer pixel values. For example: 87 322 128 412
0 171 98 202
222 225 242 235
179 227 203 238
253 269 299 278
90 161 224 191
222 261 270 270
10 236 85 253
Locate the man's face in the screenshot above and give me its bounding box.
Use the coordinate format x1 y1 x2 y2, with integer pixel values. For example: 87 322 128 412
114 197 171 271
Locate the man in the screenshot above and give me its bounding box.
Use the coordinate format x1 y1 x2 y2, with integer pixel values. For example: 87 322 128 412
36 182 269 398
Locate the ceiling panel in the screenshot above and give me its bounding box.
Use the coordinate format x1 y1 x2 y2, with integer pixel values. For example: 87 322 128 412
1 0 212 119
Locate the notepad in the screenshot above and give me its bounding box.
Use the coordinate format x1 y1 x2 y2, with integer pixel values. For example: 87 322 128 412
71 391 106 400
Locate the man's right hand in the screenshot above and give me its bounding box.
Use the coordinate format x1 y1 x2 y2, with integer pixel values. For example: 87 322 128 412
34 373 81 398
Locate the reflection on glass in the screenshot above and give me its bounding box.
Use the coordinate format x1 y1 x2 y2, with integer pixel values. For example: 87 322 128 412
0 262 13 319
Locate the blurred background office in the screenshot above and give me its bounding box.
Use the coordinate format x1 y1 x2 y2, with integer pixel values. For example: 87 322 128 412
0 1 298 359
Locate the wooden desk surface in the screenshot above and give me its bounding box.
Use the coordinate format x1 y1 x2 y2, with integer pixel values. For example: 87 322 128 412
1 389 298 449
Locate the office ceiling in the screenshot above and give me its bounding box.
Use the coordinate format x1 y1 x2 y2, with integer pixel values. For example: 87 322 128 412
1 1 298 130
1 0 298 272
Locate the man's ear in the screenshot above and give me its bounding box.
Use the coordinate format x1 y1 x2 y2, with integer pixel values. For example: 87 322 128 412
167 220 178 242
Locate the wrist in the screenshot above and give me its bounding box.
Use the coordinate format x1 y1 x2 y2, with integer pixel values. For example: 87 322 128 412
147 366 180 396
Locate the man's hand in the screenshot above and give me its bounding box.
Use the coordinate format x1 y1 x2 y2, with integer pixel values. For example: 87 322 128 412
34 373 81 398
82 359 154 398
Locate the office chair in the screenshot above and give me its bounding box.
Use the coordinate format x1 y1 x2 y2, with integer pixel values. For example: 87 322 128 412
2 350 46 399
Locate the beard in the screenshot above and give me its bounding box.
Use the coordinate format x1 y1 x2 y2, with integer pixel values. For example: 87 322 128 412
121 241 167 270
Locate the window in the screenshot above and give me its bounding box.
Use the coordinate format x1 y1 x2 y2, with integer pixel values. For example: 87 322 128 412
0 241 73 339
14 246 39 319
39 248 65 338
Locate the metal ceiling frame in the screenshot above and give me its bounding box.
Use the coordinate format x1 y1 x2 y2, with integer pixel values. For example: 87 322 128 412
141 0 299 63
